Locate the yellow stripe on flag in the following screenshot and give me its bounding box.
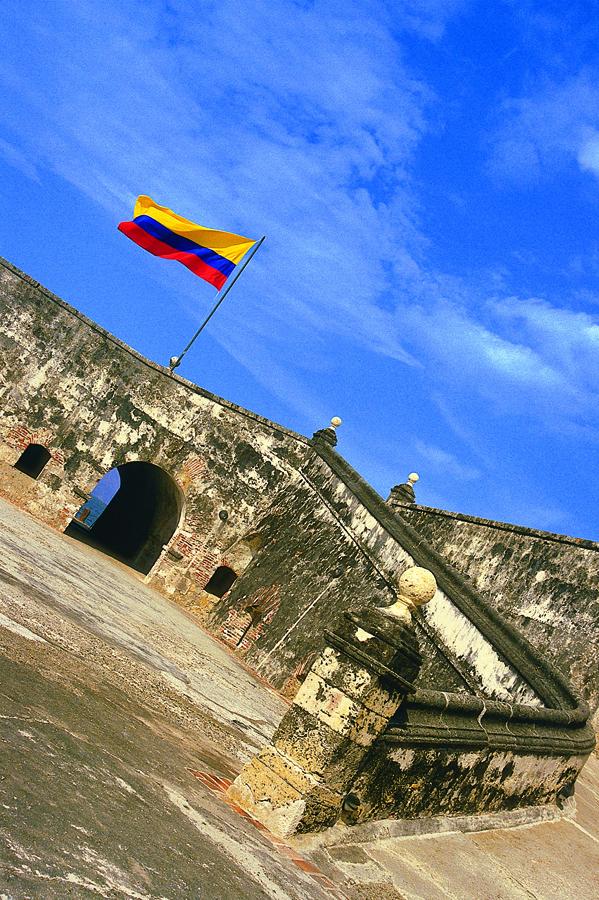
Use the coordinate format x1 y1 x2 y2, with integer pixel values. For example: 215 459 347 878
133 196 256 265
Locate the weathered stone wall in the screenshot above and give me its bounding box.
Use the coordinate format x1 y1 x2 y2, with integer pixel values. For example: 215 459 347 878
213 477 469 695
212 449 556 711
228 569 594 833
397 504 599 720
0 257 309 605
1 255 595 830
352 742 586 824
227 572 433 837
1 256 590 718
0 257 553 714
348 683 594 824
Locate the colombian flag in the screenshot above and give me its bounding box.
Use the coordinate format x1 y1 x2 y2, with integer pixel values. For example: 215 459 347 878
118 196 257 290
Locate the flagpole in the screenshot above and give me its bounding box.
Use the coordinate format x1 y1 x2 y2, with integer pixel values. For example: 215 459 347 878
168 235 266 372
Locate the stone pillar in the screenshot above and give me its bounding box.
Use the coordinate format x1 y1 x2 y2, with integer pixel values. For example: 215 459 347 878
387 472 420 508
311 416 342 448
226 565 437 837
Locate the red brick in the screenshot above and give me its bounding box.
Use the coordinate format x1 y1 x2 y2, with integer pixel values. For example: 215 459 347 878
293 859 320 873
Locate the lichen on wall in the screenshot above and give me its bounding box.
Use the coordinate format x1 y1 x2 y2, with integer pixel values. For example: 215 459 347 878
0 257 310 599
399 504 599 718
211 453 544 709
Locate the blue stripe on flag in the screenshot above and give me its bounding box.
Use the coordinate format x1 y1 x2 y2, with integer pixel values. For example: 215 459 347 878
133 215 236 277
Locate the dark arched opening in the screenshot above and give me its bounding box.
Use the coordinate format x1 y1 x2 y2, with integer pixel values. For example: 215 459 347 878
13 444 51 479
65 461 184 575
204 566 238 598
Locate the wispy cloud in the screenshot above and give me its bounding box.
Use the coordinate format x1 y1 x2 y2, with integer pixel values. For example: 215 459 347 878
487 69 599 186
414 438 480 481
0 136 40 183
2 2 599 434
1 0 599 535
0 0 442 381
577 130 599 176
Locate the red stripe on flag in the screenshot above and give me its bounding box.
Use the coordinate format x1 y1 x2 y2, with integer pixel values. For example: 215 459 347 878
118 220 227 289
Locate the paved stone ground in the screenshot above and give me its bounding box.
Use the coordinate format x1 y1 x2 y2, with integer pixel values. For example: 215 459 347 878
0 497 598 899
0 498 332 899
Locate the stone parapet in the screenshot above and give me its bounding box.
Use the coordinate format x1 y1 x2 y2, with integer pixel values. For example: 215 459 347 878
227 566 435 836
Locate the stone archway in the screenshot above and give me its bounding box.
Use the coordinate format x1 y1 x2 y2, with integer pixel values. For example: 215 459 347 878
65 461 184 575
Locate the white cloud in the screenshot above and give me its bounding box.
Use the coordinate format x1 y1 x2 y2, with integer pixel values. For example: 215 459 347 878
2 0 599 456
0 0 434 375
489 296 599 397
487 69 599 185
396 290 573 400
393 0 469 41
0 136 40 182
577 130 599 176
414 439 480 481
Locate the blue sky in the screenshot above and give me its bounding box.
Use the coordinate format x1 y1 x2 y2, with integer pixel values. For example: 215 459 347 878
1 0 598 539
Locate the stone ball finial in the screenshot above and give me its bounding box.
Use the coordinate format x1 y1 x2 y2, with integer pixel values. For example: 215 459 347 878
387 472 419 507
312 416 342 447
384 565 437 623
398 566 436 607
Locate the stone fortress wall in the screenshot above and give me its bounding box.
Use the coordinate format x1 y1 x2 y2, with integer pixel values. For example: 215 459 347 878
396 503 599 728
0 254 556 707
0 254 595 829
0 256 310 609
